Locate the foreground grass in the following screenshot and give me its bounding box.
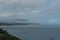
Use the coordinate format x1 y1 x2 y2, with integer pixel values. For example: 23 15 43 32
0 28 21 40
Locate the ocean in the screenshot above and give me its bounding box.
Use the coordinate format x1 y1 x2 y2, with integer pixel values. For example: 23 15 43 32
1 25 60 40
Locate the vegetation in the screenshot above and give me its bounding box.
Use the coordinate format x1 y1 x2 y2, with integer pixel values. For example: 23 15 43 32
0 28 21 40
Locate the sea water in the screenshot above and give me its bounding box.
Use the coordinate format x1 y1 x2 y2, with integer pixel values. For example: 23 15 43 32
1 25 60 40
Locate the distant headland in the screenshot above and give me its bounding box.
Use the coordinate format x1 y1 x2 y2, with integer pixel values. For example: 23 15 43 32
0 22 40 26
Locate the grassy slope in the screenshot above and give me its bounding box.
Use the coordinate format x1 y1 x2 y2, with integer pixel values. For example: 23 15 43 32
0 28 21 40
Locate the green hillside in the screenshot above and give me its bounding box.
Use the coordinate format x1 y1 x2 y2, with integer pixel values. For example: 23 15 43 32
0 28 21 40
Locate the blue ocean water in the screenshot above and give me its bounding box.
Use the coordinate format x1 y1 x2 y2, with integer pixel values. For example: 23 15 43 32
1 25 60 40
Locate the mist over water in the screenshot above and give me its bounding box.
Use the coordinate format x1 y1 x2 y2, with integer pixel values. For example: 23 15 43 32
1 25 60 40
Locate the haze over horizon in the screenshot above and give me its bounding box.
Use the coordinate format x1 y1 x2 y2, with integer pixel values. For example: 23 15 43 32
0 0 60 25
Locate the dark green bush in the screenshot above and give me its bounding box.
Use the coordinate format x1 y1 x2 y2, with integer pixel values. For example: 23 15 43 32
0 28 21 40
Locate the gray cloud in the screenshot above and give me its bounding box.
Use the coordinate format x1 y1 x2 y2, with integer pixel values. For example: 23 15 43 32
0 0 60 24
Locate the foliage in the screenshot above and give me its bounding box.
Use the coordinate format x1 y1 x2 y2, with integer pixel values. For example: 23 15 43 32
0 28 21 40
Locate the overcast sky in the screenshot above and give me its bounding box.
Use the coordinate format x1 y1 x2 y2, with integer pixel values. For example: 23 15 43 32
0 0 60 25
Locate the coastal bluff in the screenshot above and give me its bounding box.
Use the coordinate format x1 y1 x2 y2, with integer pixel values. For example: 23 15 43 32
0 28 21 40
